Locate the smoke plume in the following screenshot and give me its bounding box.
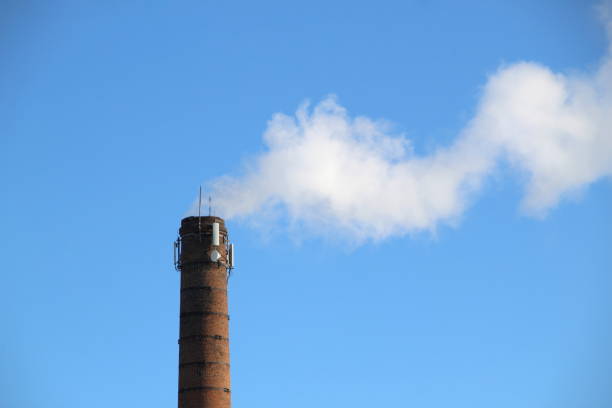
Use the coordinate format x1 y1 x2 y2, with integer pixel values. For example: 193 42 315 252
201 5 612 242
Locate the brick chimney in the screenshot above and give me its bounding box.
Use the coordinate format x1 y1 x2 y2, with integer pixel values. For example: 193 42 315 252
176 216 232 408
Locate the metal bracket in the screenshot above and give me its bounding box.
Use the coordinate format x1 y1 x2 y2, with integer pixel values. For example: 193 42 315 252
173 237 182 271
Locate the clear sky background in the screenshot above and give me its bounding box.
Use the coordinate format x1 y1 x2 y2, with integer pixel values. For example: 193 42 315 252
1 1 611 407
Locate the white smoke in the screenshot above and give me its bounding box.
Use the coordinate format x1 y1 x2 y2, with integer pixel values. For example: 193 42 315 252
201 4 612 242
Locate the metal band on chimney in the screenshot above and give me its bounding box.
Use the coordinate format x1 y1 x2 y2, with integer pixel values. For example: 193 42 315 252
180 311 229 319
178 334 229 344
179 387 231 393
179 361 230 368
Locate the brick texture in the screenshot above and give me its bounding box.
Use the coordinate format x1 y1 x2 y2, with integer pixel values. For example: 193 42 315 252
177 216 231 408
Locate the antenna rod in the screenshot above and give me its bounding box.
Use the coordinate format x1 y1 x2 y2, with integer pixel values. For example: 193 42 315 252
198 186 202 234
209 195 212 216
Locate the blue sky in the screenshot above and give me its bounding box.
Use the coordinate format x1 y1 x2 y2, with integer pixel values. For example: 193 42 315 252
1 1 611 407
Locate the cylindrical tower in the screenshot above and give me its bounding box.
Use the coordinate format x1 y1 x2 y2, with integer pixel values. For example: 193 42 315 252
176 216 232 408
